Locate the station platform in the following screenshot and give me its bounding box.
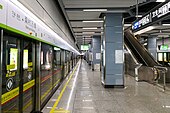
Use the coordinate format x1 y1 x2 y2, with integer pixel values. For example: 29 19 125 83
43 60 170 113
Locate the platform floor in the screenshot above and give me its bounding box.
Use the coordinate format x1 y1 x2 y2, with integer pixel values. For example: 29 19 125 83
42 60 170 113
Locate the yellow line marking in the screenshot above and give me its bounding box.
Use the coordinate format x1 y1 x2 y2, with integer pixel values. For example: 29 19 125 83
50 62 79 113
53 108 70 113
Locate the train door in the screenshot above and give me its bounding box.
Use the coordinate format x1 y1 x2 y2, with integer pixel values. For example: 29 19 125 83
40 43 53 106
53 47 61 89
1 35 20 113
22 41 35 113
1 34 35 113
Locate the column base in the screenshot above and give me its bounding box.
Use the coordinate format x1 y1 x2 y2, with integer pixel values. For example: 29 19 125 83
102 82 124 88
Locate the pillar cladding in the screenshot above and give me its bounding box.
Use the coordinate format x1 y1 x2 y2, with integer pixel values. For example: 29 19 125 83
102 13 124 87
147 37 157 59
92 36 101 70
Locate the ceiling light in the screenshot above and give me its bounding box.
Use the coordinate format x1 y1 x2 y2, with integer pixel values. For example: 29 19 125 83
144 43 147 45
83 32 95 34
134 26 156 35
135 15 142 17
124 24 131 27
83 36 92 37
82 27 97 30
83 9 107 12
156 0 165 2
162 24 170 26
82 20 103 23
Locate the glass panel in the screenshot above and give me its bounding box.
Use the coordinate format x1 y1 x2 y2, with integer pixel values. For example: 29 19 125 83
158 53 163 61
53 48 61 88
164 53 167 62
23 41 35 113
2 36 19 113
40 43 53 105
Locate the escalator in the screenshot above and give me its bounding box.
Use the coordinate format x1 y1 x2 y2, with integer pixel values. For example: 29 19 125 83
124 29 159 67
124 29 161 82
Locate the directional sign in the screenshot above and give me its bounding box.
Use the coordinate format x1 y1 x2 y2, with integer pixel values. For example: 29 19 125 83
132 0 170 31
6 78 13 91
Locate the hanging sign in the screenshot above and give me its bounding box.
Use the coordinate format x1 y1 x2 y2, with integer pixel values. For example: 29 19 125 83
132 1 170 31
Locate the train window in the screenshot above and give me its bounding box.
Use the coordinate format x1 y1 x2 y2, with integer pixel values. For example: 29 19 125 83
2 36 19 112
158 53 163 61
40 43 53 105
164 53 167 62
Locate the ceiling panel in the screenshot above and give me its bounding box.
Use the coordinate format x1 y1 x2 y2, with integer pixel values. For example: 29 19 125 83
73 28 102 32
67 11 101 20
70 21 103 27
62 0 146 8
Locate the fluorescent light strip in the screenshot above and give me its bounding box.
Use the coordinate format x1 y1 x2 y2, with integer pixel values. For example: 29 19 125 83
82 20 103 23
82 27 97 30
134 26 155 35
83 32 95 34
162 24 170 26
83 9 107 12
124 24 131 27
135 15 142 17
156 0 166 2
9 0 80 55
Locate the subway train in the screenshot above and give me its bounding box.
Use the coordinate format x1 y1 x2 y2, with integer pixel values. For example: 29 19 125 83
0 0 79 113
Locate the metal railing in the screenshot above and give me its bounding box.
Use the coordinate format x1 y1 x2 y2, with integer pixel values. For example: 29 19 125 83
154 66 168 91
135 63 143 81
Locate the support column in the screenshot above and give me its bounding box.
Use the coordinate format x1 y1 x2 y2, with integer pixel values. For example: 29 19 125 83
102 13 124 88
147 36 157 59
92 35 101 71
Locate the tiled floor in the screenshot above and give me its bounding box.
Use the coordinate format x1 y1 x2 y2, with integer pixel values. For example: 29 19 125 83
42 60 170 113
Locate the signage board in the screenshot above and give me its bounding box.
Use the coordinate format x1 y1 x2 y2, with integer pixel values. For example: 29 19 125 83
81 45 89 50
0 0 78 54
132 0 170 31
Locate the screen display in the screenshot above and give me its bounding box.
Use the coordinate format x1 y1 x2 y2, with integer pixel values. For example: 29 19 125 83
10 48 18 70
23 49 28 69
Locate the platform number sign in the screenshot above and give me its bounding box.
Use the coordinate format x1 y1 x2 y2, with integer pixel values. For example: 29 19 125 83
6 78 14 91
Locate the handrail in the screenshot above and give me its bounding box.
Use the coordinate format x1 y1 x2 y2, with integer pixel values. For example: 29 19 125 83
135 63 143 81
154 66 168 72
154 66 168 91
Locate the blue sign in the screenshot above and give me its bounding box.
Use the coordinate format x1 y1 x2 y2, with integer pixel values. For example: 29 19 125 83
132 0 170 31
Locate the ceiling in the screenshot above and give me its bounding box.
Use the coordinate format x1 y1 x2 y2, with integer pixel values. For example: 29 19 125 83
58 0 162 49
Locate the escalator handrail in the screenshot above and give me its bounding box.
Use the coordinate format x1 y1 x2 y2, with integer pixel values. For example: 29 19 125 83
125 29 159 66
125 32 148 66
